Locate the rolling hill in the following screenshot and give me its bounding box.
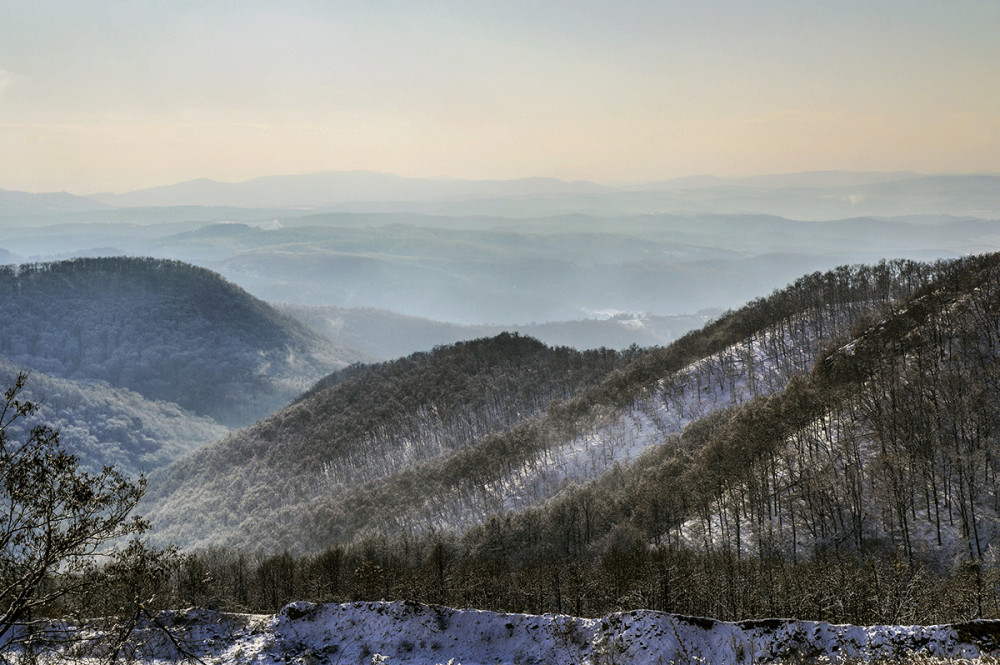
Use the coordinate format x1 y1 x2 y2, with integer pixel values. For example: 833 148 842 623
143 333 634 549
0 257 364 426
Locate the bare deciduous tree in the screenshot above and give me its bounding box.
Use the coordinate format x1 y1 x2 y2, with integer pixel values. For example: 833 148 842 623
0 372 156 661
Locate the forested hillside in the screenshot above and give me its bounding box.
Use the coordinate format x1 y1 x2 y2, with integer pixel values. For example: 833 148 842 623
0 360 227 475
0 257 362 425
286 258 935 550
144 334 634 549
155 255 1000 625
147 258 940 553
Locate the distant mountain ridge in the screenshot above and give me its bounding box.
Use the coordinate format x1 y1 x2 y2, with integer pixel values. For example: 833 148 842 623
76 170 1000 219
5 170 1000 219
645 170 922 190
2 198 997 329
281 303 717 359
90 171 614 209
0 188 113 218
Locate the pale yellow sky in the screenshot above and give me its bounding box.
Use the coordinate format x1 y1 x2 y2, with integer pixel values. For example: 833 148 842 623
1 1 998 194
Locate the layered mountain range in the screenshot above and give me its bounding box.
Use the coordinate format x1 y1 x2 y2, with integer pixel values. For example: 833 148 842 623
141 252 1000 576
4 172 1000 620
1 248 996 575
70 171 1000 219
0 239 998 628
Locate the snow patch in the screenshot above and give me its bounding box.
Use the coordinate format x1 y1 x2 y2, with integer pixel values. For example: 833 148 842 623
16 602 1000 664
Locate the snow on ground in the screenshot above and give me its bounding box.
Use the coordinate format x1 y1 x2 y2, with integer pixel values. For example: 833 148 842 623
481 319 821 517
27 601 1000 664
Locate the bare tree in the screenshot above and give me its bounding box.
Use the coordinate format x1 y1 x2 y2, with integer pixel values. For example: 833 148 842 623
0 372 156 661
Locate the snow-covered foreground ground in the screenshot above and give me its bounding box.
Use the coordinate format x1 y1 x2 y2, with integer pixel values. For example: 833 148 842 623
26 601 1000 664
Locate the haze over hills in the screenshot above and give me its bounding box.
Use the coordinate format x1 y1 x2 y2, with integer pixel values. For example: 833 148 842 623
3 204 997 327
152 220 962 322
0 188 113 218
68 170 1000 219
108 214 1000 323
2 170 1000 335
7 170 999 221
88 171 614 209
645 170 923 190
280 304 719 359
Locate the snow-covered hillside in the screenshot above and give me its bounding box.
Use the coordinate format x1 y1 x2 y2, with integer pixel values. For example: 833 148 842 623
673 268 1000 563
482 310 841 516
20 601 1000 664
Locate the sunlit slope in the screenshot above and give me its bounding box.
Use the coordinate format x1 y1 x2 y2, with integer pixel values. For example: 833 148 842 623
144 334 632 549
455 253 1000 566
286 260 937 553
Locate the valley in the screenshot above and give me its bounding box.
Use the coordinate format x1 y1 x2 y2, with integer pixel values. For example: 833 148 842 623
3 173 1000 662
6 0 1000 659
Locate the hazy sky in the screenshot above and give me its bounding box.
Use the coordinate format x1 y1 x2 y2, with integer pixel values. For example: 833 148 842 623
1 0 999 193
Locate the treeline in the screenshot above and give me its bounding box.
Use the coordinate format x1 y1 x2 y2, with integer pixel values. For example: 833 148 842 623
664 252 1000 565
160 538 998 626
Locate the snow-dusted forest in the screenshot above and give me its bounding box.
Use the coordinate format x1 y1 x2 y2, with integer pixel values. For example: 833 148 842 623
5 178 1000 662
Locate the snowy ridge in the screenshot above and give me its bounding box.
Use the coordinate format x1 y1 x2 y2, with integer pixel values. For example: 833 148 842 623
278 318 829 541
473 313 836 520
31 601 1000 664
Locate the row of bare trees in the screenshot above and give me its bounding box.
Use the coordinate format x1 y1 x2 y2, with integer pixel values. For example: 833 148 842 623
163 534 998 625
679 255 1000 572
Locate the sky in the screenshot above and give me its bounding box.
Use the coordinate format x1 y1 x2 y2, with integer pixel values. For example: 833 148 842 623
1 0 999 194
